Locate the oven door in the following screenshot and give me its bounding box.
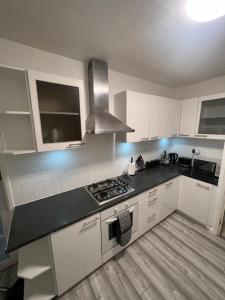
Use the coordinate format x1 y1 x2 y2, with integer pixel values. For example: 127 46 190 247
101 204 138 254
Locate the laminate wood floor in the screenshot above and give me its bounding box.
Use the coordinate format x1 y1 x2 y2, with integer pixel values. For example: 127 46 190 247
59 212 225 300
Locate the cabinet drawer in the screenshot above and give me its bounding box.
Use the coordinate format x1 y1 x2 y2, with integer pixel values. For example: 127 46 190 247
147 196 159 209
160 178 179 221
138 196 159 236
139 186 161 202
139 205 159 236
101 195 138 220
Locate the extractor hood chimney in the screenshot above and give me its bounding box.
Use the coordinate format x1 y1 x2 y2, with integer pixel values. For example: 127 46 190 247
86 59 134 134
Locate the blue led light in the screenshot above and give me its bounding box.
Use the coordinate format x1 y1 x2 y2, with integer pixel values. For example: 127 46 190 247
117 142 135 155
159 138 169 147
42 150 73 166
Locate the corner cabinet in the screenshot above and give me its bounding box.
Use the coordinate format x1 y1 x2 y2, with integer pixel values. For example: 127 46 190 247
178 98 199 138
195 93 225 140
28 70 86 152
179 176 212 225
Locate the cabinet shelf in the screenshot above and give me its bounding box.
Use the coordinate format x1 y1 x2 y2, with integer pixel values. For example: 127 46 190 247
18 265 51 280
0 111 31 115
40 111 79 116
25 294 56 300
2 150 36 155
200 116 225 120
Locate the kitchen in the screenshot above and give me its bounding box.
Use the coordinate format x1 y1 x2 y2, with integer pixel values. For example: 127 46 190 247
1 0 225 299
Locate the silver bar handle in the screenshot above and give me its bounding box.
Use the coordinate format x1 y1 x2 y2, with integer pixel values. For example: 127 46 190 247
82 217 98 229
106 206 135 224
128 206 135 213
140 138 149 141
149 189 158 195
148 213 157 223
106 217 117 224
196 183 210 191
67 142 86 149
148 198 157 206
178 134 190 137
151 136 159 140
194 134 208 138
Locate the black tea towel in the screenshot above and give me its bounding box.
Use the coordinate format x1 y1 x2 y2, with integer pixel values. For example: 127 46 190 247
116 210 132 246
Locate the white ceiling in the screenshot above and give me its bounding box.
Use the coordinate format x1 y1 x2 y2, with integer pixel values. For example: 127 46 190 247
0 0 225 88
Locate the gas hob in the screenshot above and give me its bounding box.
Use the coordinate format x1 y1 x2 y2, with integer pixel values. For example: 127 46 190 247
86 177 134 205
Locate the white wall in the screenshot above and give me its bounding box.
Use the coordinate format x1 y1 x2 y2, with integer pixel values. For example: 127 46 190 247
5 137 171 205
1 38 224 207
174 75 225 99
0 38 175 206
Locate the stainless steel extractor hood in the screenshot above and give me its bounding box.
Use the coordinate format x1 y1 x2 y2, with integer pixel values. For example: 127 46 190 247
86 59 134 134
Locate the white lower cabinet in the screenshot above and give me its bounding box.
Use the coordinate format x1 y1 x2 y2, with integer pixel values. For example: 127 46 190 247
179 176 212 225
159 178 179 220
138 186 161 236
51 213 102 296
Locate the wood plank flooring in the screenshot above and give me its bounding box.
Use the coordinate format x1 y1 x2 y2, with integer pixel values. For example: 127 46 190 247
59 212 225 300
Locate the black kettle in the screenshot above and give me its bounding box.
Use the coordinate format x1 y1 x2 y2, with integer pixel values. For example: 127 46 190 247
168 153 178 165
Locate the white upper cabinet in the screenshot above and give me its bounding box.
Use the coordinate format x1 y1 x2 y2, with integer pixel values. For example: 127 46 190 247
149 96 180 140
28 70 86 152
195 93 225 140
114 91 150 143
178 98 199 137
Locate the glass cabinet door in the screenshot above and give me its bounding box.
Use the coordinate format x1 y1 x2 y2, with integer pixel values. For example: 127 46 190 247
36 80 81 144
198 97 225 135
28 70 85 151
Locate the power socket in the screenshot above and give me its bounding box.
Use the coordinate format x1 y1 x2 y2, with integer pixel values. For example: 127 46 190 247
195 149 200 155
192 148 200 155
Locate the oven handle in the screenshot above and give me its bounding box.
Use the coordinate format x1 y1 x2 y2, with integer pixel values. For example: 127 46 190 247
106 206 135 224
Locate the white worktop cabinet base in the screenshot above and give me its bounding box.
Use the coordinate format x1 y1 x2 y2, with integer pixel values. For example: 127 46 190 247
51 213 102 296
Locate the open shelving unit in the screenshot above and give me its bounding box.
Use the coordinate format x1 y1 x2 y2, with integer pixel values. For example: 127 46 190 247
18 237 57 300
24 269 56 300
0 66 36 154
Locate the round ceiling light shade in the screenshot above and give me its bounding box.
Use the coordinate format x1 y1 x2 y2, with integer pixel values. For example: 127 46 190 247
186 0 225 22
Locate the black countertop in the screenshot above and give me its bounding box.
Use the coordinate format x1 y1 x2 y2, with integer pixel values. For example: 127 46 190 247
6 165 218 253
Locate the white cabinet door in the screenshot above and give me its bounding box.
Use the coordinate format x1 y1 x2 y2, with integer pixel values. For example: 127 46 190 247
149 96 180 139
179 176 212 225
138 186 161 236
160 178 179 221
179 98 199 137
114 91 150 143
51 214 101 295
195 93 225 140
28 70 86 152
126 91 150 143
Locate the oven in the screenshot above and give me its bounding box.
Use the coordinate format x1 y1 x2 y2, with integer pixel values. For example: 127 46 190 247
101 203 138 254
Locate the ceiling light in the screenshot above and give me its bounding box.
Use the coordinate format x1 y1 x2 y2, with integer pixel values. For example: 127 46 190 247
186 0 225 22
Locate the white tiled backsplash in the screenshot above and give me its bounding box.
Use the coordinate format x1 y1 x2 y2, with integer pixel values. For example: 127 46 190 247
5 135 171 206
4 136 224 206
